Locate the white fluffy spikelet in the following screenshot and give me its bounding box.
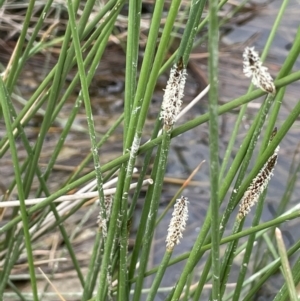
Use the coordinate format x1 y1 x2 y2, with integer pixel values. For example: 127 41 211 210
238 144 279 219
243 47 276 95
166 196 189 251
161 58 187 130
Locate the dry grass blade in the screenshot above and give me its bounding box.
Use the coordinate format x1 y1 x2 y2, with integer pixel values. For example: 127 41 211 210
38 267 67 301
0 179 153 207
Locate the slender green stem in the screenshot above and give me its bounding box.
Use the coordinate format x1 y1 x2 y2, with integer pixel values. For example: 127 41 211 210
170 209 212 299
261 25 300 152
192 254 212 300
277 151 300 216
66 114 124 184
275 228 299 301
159 0 228 75
82 232 103 301
219 219 244 298
81 0 118 40
10 0 54 90
6 280 27 301
273 256 300 301
183 271 194 300
0 78 38 301
208 0 220 297
132 131 172 301
124 0 165 150
0 232 24 296
59 0 98 95
177 0 207 63
0 221 18 292
124 0 141 139
0 108 85 289
38 9 120 193
118 2 142 296
4 0 36 93
67 0 106 234
128 115 162 220
22 0 78 196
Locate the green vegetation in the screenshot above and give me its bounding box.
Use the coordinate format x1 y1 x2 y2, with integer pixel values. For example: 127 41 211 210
0 0 299 300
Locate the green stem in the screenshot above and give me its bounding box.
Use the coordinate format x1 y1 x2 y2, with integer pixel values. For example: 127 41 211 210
67 0 106 235
275 228 298 301
82 232 103 301
208 0 220 297
0 78 38 301
123 0 141 139
4 0 36 93
132 131 172 301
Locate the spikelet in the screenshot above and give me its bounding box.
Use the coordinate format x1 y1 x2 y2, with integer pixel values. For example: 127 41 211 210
166 196 189 251
238 130 279 219
161 57 187 130
243 47 276 95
